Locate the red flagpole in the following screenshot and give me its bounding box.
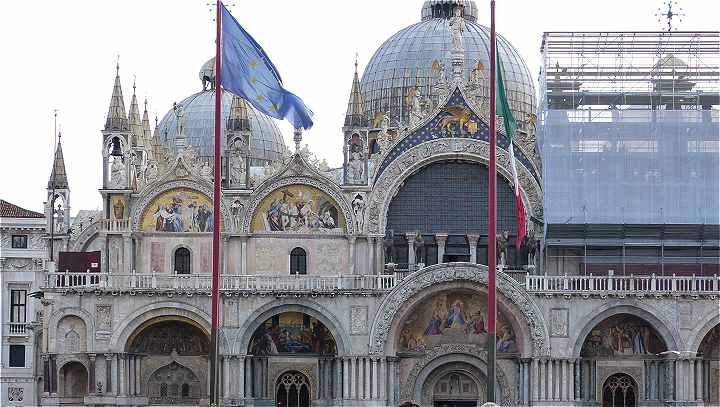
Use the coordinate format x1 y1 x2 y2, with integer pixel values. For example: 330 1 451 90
487 0 497 402
210 0 222 405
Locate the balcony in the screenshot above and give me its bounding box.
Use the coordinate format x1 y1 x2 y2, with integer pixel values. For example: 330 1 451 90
7 322 27 336
42 272 399 294
99 219 130 233
525 273 720 298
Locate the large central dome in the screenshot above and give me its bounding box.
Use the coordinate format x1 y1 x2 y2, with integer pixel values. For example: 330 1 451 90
158 89 288 165
361 0 535 126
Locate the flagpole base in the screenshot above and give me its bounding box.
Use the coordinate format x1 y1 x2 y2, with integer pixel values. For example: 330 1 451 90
486 332 497 402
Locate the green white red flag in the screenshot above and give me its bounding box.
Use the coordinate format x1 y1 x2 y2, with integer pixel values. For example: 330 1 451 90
495 47 526 251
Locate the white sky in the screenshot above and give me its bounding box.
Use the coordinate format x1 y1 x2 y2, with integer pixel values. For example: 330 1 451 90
0 0 717 215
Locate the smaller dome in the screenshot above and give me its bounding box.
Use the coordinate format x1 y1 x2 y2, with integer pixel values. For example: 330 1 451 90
159 90 288 165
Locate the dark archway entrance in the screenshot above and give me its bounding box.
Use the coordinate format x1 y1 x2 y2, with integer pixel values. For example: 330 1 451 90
276 371 310 407
432 371 480 407
59 361 88 401
602 373 637 407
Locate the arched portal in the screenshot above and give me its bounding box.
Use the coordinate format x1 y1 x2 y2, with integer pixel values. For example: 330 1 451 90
276 371 310 407
602 373 637 407
59 361 88 398
126 318 210 403
385 160 525 267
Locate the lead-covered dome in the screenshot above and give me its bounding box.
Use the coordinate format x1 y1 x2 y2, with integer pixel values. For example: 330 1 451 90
361 0 535 126
159 89 288 165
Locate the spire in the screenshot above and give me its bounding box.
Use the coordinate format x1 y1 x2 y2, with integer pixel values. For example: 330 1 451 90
105 62 129 131
150 114 166 163
128 79 143 147
227 94 250 132
141 98 152 146
48 134 68 189
344 59 366 127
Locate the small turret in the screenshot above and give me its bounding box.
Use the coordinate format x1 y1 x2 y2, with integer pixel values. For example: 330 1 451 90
128 81 143 147
48 134 68 190
105 63 129 131
226 94 251 188
141 98 152 149
343 59 369 185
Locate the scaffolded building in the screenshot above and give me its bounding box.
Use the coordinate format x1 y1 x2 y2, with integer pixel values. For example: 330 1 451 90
538 31 720 276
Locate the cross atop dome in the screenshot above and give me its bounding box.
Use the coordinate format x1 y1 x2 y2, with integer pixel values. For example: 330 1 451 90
421 0 478 22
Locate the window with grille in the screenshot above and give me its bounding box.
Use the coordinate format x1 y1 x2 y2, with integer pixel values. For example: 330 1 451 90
290 248 307 275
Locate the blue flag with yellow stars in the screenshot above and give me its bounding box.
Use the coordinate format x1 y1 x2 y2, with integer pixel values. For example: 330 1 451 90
220 3 314 129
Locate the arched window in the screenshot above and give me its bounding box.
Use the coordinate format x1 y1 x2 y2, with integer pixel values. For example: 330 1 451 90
602 373 637 407
182 383 190 397
276 371 310 407
290 248 307 275
174 247 191 274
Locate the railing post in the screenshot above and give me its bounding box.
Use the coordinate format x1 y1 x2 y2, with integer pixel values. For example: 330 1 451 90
563 274 568 291
671 274 676 292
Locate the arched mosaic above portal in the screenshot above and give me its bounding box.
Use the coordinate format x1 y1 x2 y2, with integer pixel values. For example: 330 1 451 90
251 184 346 234
140 188 215 233
580 314 666 357
248 312 337 355
398 289 518 354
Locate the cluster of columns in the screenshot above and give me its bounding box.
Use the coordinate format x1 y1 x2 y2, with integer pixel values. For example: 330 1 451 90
218 355 398 404
665 356 711 402
532 358 580 402
402 233 482 266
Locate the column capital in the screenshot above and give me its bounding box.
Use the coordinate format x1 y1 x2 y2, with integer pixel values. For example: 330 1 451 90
466 234 480 245
88 353 97 361
435 233 448 243
404 232 418 240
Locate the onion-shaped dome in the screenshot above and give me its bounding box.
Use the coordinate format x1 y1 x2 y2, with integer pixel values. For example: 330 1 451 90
361 0 535 126
158 89 288 165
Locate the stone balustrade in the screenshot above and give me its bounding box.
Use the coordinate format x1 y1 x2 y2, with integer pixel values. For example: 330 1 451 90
7 322 27 335
98 218 130 232
526 273 720 297
42 272 398 293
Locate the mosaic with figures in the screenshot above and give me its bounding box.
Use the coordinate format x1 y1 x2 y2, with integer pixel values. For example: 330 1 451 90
248 312 336 355
375 88 539 185
251 185 345 233
141 188 215 232
398 290 518 353
581 314 666 357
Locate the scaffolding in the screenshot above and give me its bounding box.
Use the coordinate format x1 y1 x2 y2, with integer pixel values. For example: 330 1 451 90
538 31 719 228
539 31 720 110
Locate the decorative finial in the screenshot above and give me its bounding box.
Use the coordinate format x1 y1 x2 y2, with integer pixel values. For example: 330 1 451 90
155 114 158 127
293 128 302 152
116 55 120 76
656 1 684 31
144 97 148 112
132 75 137 94
354 51 359 74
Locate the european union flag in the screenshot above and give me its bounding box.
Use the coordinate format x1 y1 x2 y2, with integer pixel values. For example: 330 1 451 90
220 3 314 129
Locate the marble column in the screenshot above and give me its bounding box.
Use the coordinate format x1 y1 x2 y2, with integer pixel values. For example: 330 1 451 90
343 358 350 399
128 355 135 396
244 357 252 398
237 356 245 398
387 357 397 406
372 358 379 399
223 356 231 398
435 233 448 263
88 354 97 395
348 237 357 274
539 359 546 400
378 358 386 400
123 236 132 273
118 354 127 396
376 238 384 272
222 237 228 274
42 355 50 394
334 358 342 400
240 238 248 275
350 358 357 399
467 234 480 263
573 358 581 401
405 233 417 267
530 359 540 402
364 357 371 399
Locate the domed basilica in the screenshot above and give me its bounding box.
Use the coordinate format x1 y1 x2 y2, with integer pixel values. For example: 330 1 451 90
2 1 718 407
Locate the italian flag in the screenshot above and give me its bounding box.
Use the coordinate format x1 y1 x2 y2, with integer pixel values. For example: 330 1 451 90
495 47 526 251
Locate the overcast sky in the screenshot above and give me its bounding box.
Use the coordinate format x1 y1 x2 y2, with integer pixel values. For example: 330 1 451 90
0 0 717 215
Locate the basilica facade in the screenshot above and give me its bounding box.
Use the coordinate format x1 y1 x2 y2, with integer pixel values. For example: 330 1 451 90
2 1 719 407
